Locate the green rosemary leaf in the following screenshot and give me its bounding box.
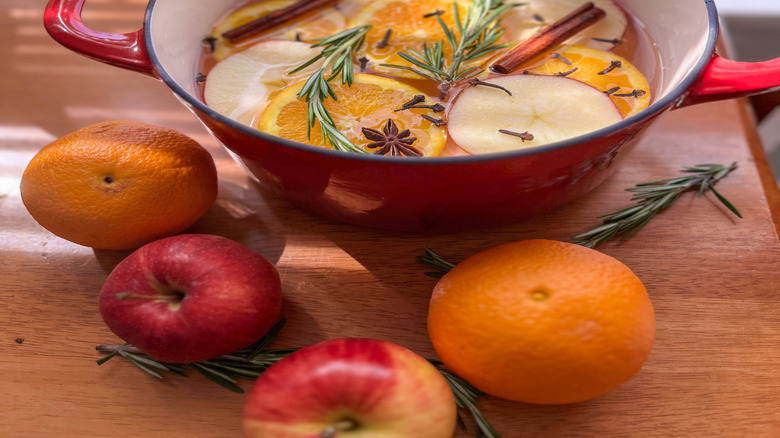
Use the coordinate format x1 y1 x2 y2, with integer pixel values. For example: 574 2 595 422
619 212 655 240
96 349 119 366
469 404 503 438
438 15 458 50
432 40 445 68
201 361 265 378
433 363 502 438
698 179 711 196
247 349 300 367
247 317 288 361
164 364 189 377
454 66 482 81
463 41 508 62
290 24 372 154
379 63 437 80
288 55 324 75
342 55 355 85
682 165 711 173
384 0 521 94
123 352 171 372
453 4 464 34
598 204 644 221
397 52 448 77
211 354 250 362
657 191 681 208
574 162 740 247
190 362 244 394
206 359 267 372
627 183 690 193
573 222 619 240
711 186 743 218
417 248 457 274
123 354 165 379
635 176 691 186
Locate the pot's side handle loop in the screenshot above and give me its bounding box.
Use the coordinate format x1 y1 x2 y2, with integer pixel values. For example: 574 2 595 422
681 54 780 107
44 0 157 77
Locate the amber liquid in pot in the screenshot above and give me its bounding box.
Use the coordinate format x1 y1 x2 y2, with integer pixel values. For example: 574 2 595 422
195 0 663 157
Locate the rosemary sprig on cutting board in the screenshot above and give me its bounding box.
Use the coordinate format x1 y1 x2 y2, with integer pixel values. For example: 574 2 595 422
96 317 500 437
573 162 741 247
418 162 742 276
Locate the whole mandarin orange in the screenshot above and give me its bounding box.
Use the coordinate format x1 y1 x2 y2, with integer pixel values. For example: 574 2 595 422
20 121 217 250
427 239 655 404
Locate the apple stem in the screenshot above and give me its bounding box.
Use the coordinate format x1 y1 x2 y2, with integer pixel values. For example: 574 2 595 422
319 419 358 438
114 292 181 301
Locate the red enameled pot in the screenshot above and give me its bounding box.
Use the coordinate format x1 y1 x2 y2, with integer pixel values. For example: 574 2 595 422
43 0 780 231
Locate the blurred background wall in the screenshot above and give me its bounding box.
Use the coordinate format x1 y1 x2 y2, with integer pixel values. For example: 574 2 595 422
717 0 780 184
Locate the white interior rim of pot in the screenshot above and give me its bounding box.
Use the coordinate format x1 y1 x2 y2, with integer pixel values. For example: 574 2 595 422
144 0 719 164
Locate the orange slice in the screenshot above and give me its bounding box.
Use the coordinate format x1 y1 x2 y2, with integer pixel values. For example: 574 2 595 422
348 0 471 78
521 44 651 118
500 0 628 52
257 74 446 156
209 0 346 61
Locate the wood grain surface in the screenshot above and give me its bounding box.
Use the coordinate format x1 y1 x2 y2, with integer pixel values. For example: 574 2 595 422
1 1 778 437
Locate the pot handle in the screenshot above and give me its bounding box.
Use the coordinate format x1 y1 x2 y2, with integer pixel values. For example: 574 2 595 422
43 0 156 77
681 53 780 106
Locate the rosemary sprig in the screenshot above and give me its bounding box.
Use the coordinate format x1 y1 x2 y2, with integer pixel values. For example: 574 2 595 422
382 0 521 93
417 247 456 278
573 163 741 247
96 319 499 437
430 360 502 438
416 163 742 272
95 318 291 394
290 25 372 154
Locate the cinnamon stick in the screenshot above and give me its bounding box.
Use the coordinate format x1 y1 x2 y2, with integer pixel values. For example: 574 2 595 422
490 2 606 74
222 0 337 44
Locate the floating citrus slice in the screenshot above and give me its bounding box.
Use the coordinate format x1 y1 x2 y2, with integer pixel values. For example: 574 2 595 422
208 0 346 61
204 40 324 126
522 44 651 118
348 0 471 78
257 74 446 157
500 0 627 51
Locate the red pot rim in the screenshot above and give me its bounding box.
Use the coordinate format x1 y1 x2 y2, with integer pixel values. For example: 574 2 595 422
143 0 720 165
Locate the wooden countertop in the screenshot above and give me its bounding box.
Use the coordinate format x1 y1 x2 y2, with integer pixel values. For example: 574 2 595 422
1 1 778 437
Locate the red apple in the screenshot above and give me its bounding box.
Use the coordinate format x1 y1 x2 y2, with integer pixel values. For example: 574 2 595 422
98 234 282 363
243 338 457 438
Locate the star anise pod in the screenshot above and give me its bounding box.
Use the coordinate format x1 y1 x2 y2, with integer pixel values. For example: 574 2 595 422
361 119 422 157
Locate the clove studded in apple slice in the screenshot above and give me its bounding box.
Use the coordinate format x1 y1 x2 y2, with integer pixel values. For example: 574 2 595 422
204 40 324 127
447 75 623 155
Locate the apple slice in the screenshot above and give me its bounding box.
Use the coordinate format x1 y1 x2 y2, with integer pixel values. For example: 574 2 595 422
204 40 324 127
501 0 628 51
447 75 623 155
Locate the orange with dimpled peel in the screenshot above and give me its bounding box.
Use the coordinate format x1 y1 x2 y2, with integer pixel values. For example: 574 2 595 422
20 121 218 250
427 239 656 404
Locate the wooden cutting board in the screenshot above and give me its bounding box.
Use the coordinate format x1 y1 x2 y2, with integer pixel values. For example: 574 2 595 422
1 1 778 436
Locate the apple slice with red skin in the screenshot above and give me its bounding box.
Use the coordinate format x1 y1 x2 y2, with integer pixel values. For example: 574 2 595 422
447 74 623 154
243 338 457 438
99 234 282 363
